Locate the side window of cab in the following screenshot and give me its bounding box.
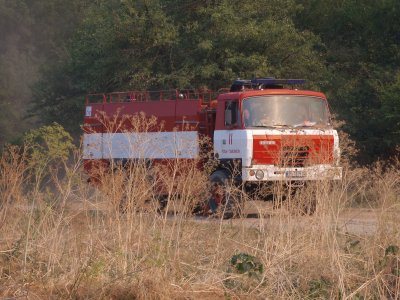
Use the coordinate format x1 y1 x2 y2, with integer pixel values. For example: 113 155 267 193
224 100 239 128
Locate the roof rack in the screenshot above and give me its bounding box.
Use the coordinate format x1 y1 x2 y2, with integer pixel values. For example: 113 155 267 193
230 77 306 92
85 89 219 104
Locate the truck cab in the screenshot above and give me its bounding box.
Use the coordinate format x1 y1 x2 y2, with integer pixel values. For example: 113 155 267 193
213 78 342 184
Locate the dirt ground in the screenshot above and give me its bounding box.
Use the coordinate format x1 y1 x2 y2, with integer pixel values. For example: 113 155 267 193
193 201 379 236
66 195 381 236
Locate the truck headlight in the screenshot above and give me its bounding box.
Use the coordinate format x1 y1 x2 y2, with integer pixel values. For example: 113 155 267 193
255 170 264 180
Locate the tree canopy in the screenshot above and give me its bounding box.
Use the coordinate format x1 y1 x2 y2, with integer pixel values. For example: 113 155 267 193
297 0 400 162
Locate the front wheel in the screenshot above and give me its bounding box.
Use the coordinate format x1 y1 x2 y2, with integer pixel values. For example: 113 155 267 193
208 170 243 219
286 182 317 215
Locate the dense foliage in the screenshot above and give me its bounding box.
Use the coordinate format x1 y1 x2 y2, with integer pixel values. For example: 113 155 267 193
297 0 400 162
0 0 85 143
1 0 399 163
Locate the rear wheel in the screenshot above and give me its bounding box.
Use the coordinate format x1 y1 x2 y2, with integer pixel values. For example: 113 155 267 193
208 170 243 219
112 164 161 214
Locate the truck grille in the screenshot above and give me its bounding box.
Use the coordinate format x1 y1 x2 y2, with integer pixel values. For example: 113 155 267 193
252 135 334 166
278 146 309 167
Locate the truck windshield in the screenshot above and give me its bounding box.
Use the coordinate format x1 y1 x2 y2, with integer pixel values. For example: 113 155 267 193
242 95 329 128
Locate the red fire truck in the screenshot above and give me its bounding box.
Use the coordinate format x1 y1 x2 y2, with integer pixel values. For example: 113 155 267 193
83 78 342 215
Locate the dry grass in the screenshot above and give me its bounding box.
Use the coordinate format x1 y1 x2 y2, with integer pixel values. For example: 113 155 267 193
0 141 399 299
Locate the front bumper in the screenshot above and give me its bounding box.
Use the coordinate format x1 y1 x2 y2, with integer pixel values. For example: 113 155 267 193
242 165 342 182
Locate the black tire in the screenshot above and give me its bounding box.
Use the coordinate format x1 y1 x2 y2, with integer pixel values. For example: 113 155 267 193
113 164 161 214
286 182 317 216
208 170 243 219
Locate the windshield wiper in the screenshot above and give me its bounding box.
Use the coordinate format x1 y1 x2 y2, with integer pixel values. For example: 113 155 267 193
250 125 275 128
272 123 292 128
294 121 317 128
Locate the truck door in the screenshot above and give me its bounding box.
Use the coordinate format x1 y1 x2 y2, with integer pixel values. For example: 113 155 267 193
83 96 105 160
214 100 242 160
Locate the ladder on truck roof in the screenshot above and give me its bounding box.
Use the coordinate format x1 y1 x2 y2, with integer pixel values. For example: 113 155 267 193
85 89 219 105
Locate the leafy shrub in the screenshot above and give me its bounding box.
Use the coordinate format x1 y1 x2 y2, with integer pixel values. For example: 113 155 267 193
229 253 263 277
23 122 75 168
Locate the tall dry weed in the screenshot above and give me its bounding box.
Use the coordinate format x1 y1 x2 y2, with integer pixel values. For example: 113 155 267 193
0 118 399 299
0 145 30 228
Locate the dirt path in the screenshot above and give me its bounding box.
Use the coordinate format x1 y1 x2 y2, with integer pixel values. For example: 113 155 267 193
336 208 379 235
194 201 380 236
65 195 382 236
